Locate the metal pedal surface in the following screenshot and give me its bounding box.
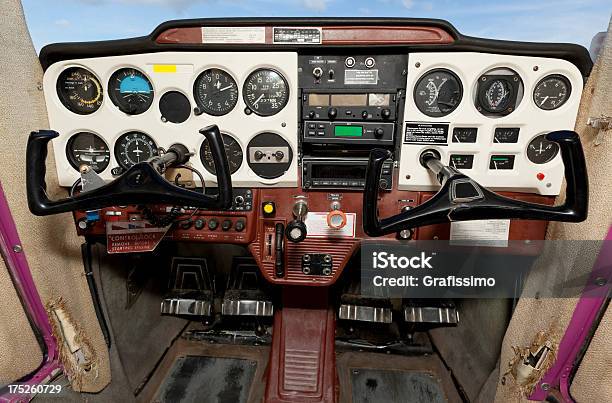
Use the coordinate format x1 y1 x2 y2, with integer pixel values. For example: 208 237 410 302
160 298 211 317
338 304 393 323
221 299 274 316
403 306 459 325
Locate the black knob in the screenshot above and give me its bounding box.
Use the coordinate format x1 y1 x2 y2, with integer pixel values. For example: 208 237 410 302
194 218 205 230
312 67 323 79
234 195 244 205
285 220 307 243
379 179 388 190
328 108 338 119
381 108 391 119
254 150 264 160
208 218 218 230
362 111 369 119
374 127 384 138
308 111 316 119
274 150 285 161
235 219 245 232
180 219 192 229
221 219 232 231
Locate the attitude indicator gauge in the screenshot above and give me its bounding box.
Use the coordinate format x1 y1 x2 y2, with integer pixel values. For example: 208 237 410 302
413 69 463 117
243 69 289 116
527 134 559 164
114 132 159 170
56 67 103 114
194 68 238 116
66 132 110 173
200 133 243 175
533 74 571 110
109 68 154 115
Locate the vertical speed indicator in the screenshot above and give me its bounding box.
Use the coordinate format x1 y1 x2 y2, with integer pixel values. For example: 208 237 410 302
243 69 289 116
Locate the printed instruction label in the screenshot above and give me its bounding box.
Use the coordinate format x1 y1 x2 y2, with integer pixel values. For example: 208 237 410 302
273 27 322 44
344 69 379 85
106 221 171 254
304 212 356 238
449 219 511 247
404 122 449 144
201 27 266 44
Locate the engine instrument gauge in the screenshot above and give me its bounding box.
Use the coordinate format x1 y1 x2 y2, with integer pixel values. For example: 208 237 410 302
56 67 103 114
114 132 159 170
476 73 521 116
194 68 238 116
243 69 289 116
533 74 571 110
413 69 463 117
489 155 515 170
66 132 110 173
200 133 243 175
108 68 154 115
527 134 559 164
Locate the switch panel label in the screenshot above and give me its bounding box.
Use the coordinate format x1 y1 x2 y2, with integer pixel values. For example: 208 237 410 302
304 212 356 238
449 219 510 247
344 70 379 85
404 122 449 144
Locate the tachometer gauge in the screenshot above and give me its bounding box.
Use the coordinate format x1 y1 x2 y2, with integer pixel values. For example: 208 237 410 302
533 74 571 110
114 131 158 170
200 133 243 174
66 132 110 173
194 68 238 116
108 68 154 115
243 69 289 116
527 134 559 164
56 67 103 114
413 69 462 117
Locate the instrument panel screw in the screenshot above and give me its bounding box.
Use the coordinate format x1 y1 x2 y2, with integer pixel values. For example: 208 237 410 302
415 62 421 68
541 383 550 391
281 122 286 127
405 174 411 180
533 66 539 71
13 245 22 253
36 82 43 91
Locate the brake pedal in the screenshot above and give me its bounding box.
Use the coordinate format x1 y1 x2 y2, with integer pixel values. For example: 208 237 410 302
160 257 214 317
403 303 459 326
221 257 273 317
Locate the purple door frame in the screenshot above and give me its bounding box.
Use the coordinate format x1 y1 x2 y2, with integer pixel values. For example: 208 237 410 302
0 183 61 402
529 227 612 402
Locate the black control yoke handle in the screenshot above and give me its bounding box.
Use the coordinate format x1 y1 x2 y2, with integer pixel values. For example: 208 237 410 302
363 130 588 237
27 125 233 216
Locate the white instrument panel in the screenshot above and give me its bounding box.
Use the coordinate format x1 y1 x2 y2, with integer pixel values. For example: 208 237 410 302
399 52 583 196
43 52 298 187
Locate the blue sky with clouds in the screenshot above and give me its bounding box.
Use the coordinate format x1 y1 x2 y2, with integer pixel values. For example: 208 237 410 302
22 0 610 53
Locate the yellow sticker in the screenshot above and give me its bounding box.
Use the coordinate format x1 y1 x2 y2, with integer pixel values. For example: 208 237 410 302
153 64 177 73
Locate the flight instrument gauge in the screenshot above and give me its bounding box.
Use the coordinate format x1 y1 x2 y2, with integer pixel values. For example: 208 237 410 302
114 132 159 169
243 69 289 116
194 68 238 116
66 132 110 173
413 69 463 117
108 68 154 115
527 134 559 164
200 133 243 174
533 74 571 110
56 67 103 114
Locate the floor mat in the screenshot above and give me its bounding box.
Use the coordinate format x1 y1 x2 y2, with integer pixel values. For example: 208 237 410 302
350 369 446 403
155 356 257 403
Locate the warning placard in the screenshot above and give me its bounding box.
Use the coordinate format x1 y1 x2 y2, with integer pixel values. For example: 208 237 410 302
106 221 171 254
404 122 449 144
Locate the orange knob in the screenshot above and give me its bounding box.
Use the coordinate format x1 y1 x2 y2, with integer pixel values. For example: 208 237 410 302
327 210 347 229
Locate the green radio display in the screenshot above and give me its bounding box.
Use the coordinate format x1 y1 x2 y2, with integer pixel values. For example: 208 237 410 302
334 125 363 137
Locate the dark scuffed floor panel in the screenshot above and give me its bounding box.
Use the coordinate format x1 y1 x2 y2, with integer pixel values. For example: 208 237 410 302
155 356 257 403
350 369 445 403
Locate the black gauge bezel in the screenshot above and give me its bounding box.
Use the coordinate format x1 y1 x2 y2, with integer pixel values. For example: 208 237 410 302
114 131 159 170
65 131 110 173
476 73 522 116
242 68 290 117
200 132 243 175
526 133 560 164
56 66 103 115
193 68 239 116
533 74 572 111
108 67 154 115
413 68 463 117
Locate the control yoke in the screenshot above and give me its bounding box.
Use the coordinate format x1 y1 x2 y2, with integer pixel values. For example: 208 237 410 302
363 130 589 237
26 125 233 215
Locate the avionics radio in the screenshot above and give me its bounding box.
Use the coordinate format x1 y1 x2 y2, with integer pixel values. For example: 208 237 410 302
302 157 393 191
301 91 396 145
